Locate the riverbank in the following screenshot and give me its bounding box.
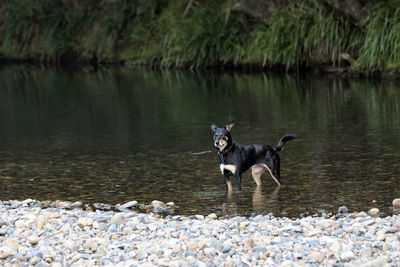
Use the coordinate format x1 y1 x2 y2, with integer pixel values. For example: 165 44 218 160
0 199 398 266
1 1 400 77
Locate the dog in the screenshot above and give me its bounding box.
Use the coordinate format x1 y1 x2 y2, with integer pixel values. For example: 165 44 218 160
211 120 296 190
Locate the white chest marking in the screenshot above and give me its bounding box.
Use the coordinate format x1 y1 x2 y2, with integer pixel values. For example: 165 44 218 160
220 164 237 174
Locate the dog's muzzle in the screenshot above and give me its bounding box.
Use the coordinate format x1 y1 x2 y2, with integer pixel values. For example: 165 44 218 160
215 139 227 148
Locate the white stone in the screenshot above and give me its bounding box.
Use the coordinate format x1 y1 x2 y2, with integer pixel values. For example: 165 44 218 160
359 257 388 267
77 217 93 228
29 235 40 245
206 213 217 220
120 200 138 209
377 233 386 241
148 224 157 231
109 213 125 225
341 250 355 260
14 220 26 228
368 208 379 216
393 199 400 207
37 215 46 229
194 215 205 220
0 244 17 259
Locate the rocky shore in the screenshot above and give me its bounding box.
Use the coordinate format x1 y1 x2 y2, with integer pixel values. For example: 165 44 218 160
0 199 398 266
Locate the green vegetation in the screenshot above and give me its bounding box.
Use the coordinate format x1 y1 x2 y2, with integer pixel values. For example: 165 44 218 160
1 0 400 75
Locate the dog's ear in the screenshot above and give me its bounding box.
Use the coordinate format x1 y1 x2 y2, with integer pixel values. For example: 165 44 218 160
210 123 217 133
225 120 234 132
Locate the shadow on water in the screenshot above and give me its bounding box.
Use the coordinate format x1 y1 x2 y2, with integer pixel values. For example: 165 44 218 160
0 65 400 217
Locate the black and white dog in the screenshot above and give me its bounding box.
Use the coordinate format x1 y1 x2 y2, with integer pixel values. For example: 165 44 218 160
211 120 296 190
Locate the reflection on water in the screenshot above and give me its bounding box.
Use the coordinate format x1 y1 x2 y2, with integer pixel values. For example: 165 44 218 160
0 66 400 217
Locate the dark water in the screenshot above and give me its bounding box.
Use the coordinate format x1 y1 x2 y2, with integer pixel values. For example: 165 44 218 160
0 66 400 217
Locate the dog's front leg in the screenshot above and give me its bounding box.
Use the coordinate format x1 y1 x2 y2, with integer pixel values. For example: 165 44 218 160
235 173 242 190
224 174 233 191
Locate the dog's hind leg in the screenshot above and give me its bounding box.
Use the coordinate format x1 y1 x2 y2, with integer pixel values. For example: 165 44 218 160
261 160 281 186
251 165 265 186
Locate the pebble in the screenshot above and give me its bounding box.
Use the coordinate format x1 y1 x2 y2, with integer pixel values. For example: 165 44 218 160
166 202 175 207
29 235 40 245
77 217 92 228
206 213 217 220
0 199 398 266
221 245 231 253
308 251 323 262
368 208 379 216
119 200 138 210
194 215 204 220
393 199 400 207
341 250 355 261
357 211 368 217
359 257 387 267
151 200 166 212
14 220 26 228
37 215 46 229
109 213 124 225
338 206 348 213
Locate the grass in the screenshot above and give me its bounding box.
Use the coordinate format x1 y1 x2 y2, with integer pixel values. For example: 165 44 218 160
246 1 362 69
353 0 400 73
1 0 400 75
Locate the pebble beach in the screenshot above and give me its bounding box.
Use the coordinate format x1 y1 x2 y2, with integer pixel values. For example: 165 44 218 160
0 199 399 266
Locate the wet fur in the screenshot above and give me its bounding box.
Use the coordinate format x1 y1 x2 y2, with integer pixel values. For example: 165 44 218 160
211 121 296 190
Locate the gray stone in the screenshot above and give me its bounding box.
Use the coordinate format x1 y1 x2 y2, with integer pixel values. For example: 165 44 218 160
184 251 196 257
254 247 267 254
135 250 148 260
107 224 117 232
338 206 348 213
221 245 231 253
308 240 320 247
119 253 129 261
99 223 107 231
0 229 7 236
151 200 166 212
293 251 304 259
34 261 50 267
293 226 303 233
70 201 82 209
231 216 246 223
138 214 148 224
363 219 376 226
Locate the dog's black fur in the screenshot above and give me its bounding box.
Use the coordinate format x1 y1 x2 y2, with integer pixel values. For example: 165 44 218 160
211 120 296 190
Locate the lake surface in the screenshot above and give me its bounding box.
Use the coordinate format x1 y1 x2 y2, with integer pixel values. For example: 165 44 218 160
0 66 399 217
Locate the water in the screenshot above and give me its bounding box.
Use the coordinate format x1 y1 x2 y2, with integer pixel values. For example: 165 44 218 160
0 66 400 217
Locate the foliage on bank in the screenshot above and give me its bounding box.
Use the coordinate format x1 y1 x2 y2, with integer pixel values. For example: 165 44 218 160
1 0 400 75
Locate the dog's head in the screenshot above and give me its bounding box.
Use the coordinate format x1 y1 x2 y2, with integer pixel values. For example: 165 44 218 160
210 120 234 152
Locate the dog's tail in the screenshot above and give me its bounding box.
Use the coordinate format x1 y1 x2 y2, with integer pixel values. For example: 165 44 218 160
275 134 297 152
